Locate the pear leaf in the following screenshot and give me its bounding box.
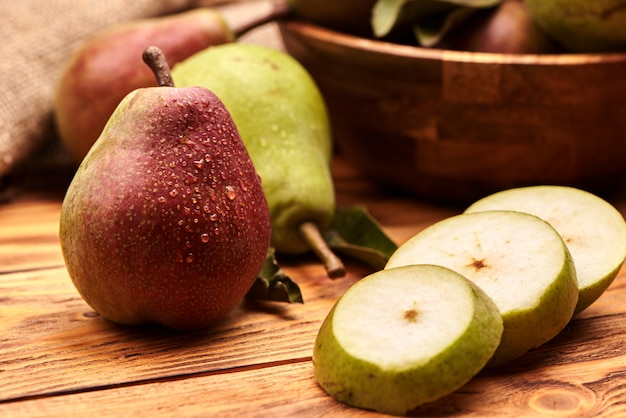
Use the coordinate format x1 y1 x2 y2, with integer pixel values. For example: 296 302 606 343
246 248 304 304
414 6 480 46
372 0 414 37
324 206 398 271
371 0 501 44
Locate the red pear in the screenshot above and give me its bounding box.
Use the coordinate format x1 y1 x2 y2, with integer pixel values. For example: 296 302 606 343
59 47 271 330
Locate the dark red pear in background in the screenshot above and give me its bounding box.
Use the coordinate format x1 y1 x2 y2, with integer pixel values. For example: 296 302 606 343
435 0 561 54
54 2 288 163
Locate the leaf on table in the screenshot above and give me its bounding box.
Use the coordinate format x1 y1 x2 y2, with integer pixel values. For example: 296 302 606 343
371 0 501 46
324 206 398 271
246 248 304 304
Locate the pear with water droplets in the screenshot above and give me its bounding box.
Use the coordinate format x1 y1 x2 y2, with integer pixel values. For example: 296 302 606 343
59 47 271 330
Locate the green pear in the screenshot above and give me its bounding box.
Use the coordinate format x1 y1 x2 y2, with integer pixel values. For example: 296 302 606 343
465 185 626 314
59 47 271 330
172 43 343 277
314 264 503 415
525 0 626 52
386 210 579 366
55 3 288 163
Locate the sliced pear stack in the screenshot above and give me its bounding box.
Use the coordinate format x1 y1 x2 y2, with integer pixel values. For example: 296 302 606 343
313 185 626 414
386 210 579 366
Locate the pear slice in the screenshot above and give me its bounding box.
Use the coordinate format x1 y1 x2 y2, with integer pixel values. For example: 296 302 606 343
386 210 579 366
465 185 626 314
313 264 503 416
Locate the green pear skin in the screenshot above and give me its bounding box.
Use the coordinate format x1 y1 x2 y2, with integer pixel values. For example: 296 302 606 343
314 265 503 415
172 43 334 255
59 84 271 330
525 0 626 52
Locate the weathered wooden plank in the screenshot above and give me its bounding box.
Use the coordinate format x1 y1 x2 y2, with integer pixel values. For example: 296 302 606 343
0 261 366 402
3 339 626 418
2 250 626 408
0 198 64 273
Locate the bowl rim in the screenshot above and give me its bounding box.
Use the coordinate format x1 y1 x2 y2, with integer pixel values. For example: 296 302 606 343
280 19 626 66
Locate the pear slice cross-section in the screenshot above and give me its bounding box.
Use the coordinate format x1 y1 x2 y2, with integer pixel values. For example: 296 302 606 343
313 264 503 415
465 185 626 314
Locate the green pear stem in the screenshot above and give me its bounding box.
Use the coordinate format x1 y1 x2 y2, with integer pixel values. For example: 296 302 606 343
229 0 292 37
142 46 174 87
299 221 346 279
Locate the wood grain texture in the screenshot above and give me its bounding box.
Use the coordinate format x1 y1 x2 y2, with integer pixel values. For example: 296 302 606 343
2 158 626 417
0 199 64 273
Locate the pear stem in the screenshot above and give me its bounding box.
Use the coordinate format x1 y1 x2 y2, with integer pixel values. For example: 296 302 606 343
299 221 346 279
142 46 174 87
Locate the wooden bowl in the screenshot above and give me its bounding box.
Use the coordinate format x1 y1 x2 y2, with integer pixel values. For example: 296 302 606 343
279 20 626 203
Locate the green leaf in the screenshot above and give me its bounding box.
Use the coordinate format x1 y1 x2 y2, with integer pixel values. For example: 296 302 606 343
372 0 412 37
324 206 398 271
414 6 478 47
371 0 502 43
246 248 304 304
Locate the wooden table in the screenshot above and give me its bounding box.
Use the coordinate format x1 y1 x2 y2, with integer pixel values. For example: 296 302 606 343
2 154 626 417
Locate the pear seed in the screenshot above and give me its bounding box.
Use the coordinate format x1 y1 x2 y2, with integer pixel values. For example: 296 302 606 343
403 309 418 323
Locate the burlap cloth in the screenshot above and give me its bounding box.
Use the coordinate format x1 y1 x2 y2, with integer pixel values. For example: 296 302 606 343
0 0 283 182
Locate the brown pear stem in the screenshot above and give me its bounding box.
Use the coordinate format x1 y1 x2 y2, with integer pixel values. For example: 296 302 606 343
299 221 346 279
142 46 174 87
229 0 292 37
